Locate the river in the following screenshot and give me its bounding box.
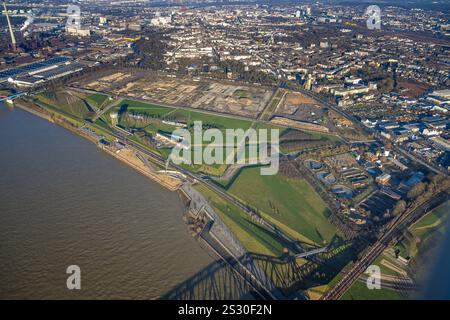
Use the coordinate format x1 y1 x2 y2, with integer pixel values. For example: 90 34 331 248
419 202 450 300
0 105 215 299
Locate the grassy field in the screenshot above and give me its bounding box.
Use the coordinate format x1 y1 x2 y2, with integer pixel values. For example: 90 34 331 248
307 273 344 300
398 201 450 260
108 99 286 147
279 129 341 154
36 92 91 119
111 99 274 177
37 100 84 127
115 99 253 130
38 92 314 181
31 95 115 142
307 130 341 142
85 93 109 109
0 88 15 97
373 254 407 277
341 281 405 300
116 99 175 118
228 167 336 245
169 109 252 131
194 184 294 257
410 201 450 237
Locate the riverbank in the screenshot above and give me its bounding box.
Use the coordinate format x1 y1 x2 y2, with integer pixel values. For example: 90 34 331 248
397 201 450 285
15 100 184 192
100 146 182 192
12 97 297 299
0 105 215 299
15 101 54 123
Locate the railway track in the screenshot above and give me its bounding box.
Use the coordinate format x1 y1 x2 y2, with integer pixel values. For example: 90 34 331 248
322 191 449 300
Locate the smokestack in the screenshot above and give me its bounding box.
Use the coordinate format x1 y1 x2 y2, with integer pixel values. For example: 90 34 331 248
3 1 17 51
20 11 34 32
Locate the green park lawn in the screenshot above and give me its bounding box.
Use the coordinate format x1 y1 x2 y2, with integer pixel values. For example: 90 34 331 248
168 109 252 131
112 99 267 177
36 93 91 119
114 100 253 132
86 93 109 108
341 281 405 300
228 166 336 245
115 99 252 130
116 99 175 118
410 201 450 238
194 184 293 257
398 200 450 260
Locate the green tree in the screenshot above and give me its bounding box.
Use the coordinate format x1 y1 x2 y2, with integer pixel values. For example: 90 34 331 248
407 182 426 200
392 200 407 216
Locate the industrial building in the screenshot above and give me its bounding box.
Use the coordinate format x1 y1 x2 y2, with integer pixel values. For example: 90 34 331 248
0 57 71 83
3 57 84 87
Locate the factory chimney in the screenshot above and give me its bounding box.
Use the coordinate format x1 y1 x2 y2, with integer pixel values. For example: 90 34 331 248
2 1 17 51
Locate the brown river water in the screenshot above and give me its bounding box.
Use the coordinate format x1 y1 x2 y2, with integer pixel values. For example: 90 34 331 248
0 105 216 299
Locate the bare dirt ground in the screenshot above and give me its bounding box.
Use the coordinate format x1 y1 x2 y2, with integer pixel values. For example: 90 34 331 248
397 80 431 98
112 148 182 191
275 91 327 125
117 78 273 119
285 92 318 105
75 69 274 119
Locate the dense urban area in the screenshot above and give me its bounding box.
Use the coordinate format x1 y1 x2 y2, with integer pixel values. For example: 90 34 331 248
1 0 449 300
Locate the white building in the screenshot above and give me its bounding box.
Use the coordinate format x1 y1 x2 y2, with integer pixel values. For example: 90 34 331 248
65 26 91 37
151 16 172 27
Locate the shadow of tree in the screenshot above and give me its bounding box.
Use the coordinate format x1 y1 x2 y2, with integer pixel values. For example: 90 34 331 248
118 103 128 115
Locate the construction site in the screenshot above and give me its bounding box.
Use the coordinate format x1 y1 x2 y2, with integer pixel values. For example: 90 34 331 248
76 70 274 119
